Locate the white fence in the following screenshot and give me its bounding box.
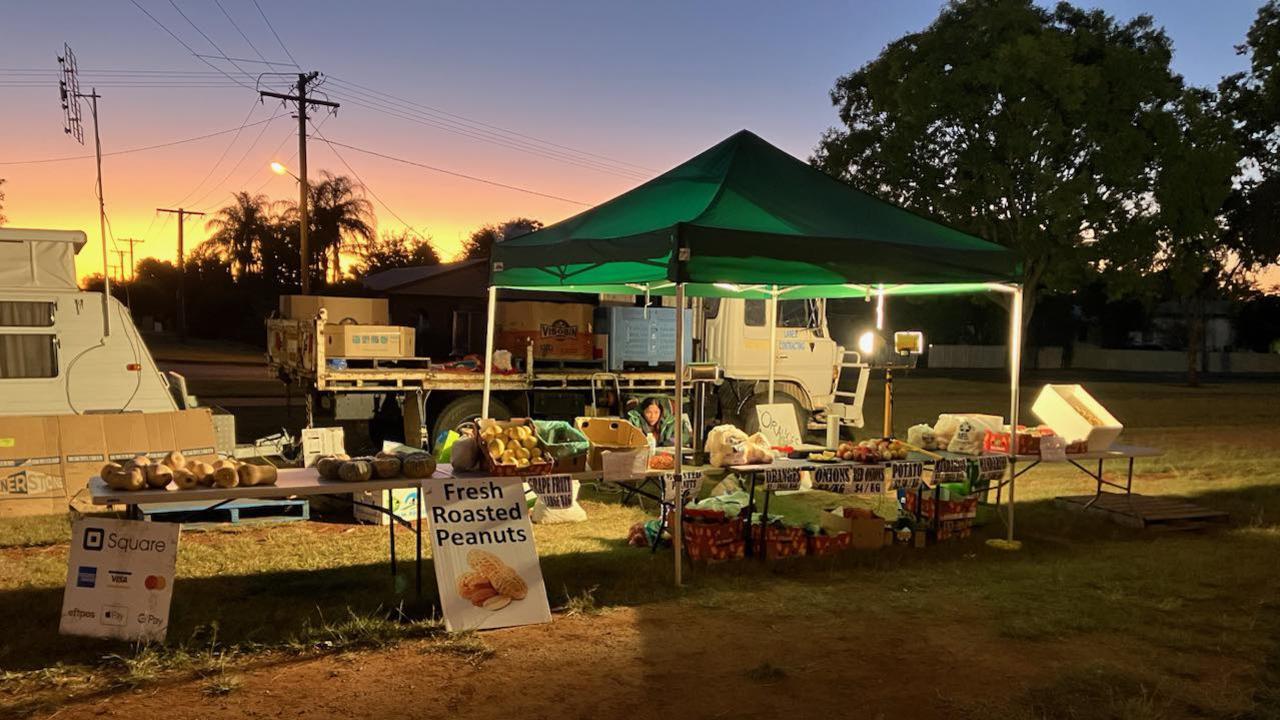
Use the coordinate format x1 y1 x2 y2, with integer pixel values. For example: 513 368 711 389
927 343 1280 374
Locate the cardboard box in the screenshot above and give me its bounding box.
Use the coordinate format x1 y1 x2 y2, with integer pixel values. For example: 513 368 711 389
354 487 422 526
1031 384 1123 450
0 416 65 517
575 417 648 471
0 409 218 517
497 302 593 361
820 508 887 550
325 324 415 359
280 295 388 325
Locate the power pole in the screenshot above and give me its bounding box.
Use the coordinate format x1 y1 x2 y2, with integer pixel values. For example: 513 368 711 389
156 208 204 343
112 251 127 283
261 72 338 295
119 237 145 280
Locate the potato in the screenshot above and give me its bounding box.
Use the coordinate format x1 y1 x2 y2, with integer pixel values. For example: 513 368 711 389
449 437 481 472
337 460 373 483
212 466 239 488
371 455 402 479
145 463 173 489
99 461 123 481
212 458 238 470
172 468 198 490
401 452 437 479
162 450 186 471
188 461 215 486
128 455 151 468
238 463 278 487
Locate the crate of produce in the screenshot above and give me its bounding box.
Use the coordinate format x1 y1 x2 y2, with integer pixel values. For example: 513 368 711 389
982 426 1056 455
478 418 555 476
1031 384 1122 451
932 518 974 542
902 489 979 521
575 416 648 471
819 507 887 549
532 420 590 473
750 523 808 559
806 530 851 556
681 513 745 563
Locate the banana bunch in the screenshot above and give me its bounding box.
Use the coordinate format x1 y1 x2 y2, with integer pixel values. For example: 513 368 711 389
479 422 544 469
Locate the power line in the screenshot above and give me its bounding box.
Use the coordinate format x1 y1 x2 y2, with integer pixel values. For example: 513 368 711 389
165 0 255 82
213 0 270 66
328 90 649 181
327 75 656 174
190 109 288 211
128 0 254 89
0 115 278 165
310 121 431 245
250 0 299 68
320 137 590 206
166 97 264 208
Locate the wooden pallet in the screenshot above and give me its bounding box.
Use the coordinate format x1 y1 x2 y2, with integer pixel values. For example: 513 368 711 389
1054 493 1228 530
131 498 310 526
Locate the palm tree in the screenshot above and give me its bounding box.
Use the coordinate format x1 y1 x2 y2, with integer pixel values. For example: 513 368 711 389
204 192 271 275
306 172 375 283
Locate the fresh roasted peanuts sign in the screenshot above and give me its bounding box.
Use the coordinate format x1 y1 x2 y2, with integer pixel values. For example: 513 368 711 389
423 476 551 632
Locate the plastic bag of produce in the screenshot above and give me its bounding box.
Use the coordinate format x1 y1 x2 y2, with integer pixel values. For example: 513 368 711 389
936 413 1003 453
707 424 750 467
533 420 590 472
907 423 937 450
743 432 773 464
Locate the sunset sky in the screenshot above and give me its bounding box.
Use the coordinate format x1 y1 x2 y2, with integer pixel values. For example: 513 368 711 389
1 1 1272 288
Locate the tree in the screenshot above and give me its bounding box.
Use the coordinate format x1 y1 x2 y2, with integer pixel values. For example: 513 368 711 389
205 192 272 275
350 230 440 276
812 0 1183 334
302 172 375 284
1220 1 1280 274
0 178 7 226
460 217 542 260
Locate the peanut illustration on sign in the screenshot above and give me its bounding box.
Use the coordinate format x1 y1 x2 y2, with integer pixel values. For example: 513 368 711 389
457 549 529 612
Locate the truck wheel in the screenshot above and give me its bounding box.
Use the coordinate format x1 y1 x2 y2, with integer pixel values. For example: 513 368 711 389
431 395 510 449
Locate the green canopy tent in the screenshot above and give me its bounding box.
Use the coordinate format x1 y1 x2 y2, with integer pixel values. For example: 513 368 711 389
484 130 1025 582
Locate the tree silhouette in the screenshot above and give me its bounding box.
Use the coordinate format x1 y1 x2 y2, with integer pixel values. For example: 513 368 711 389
460 217 542 260
282 171 376 284
0 178 7 226
350 230 440 276
204 192 272 275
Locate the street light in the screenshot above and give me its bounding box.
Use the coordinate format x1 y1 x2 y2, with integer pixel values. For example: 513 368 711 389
270 161 309 294
271 161 298 181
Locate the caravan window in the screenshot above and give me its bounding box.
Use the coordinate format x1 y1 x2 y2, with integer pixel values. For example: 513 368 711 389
0 301 55 327
0 334 58 378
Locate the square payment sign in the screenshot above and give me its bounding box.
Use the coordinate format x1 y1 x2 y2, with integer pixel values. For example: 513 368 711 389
60 517 179 643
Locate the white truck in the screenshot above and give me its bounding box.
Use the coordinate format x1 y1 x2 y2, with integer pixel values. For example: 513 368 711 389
266 295 866 448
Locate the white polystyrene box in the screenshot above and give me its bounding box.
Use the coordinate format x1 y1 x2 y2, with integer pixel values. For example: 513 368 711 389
1031 384 1122 450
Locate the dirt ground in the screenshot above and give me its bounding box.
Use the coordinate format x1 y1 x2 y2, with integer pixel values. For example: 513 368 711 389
34 596 1251 720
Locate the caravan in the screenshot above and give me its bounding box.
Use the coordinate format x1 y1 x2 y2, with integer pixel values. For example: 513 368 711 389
0 228 177 415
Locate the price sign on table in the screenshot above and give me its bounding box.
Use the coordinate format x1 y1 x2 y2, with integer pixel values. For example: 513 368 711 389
812 465 852 493
526 474 574 510
761 467 802 491
849 465 885 495
888 461 924 490
662 471 704 501
932 458 967 485
974 456 1009 488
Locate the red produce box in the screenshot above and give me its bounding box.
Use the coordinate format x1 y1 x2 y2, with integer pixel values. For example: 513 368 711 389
750 524 808 559
807 531 851 556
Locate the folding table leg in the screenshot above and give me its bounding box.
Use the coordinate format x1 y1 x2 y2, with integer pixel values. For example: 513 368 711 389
744 474 757 558
415 491 423 600
760 489 771 561
389 500 397 577
1126 457 1134 495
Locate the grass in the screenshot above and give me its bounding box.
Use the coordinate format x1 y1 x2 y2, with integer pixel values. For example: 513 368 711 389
1 377 1279 717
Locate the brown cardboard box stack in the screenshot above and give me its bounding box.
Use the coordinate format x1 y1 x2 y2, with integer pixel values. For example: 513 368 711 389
324 325 416 359
280 295 388 324
0 409 218 517
497 302 594 361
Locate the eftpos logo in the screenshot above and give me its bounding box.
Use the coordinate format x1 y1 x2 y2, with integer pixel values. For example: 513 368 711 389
83 527 104 551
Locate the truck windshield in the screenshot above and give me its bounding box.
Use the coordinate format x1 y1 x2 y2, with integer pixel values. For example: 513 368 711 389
743 299 820 329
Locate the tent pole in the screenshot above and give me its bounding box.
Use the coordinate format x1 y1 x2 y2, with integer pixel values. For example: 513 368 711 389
673 283 686 587
767 285 778 404
481 285 497 420
1007 285 1024 542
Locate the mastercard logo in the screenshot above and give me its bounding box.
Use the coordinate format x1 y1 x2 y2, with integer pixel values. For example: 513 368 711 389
144 575 166 591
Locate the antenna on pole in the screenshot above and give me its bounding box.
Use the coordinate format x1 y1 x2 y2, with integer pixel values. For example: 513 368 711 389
59 43 111 336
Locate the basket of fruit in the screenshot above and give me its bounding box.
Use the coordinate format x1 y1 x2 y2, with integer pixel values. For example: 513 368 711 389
479 418 555 476
835 438 910 464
